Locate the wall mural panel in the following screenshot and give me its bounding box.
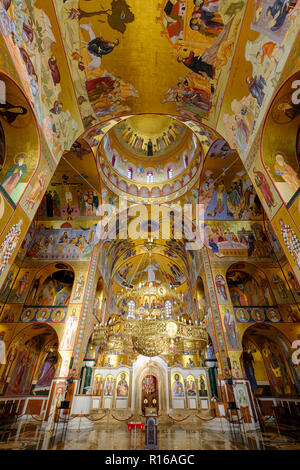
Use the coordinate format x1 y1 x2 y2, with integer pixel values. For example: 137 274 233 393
26 225 101 260
0 73 39 208
217 0 299 161
0 0 83 156
202 220 273 259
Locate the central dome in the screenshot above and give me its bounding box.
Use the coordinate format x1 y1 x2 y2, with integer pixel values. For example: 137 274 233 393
113 114 187 158
97 114 203 203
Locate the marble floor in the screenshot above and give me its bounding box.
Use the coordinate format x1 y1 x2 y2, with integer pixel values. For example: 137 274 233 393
0 421 300 450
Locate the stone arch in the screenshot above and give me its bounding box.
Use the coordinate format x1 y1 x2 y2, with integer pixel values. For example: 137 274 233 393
0 72 40 208
241 323 300 397
226 261 276 307
261 70 300 205
24 262 75 307
1 323 60 397
132 356 169 413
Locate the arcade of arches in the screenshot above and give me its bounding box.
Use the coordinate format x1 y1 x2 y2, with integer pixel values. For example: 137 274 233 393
0 0 299 451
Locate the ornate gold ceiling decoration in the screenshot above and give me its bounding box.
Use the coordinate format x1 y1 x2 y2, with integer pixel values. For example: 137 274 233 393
113 115 187 157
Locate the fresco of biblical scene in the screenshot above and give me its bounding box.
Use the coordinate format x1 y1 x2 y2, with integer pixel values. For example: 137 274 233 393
72 273 86 303
218 0 299 158
172 372 185 397
104 374 114 397
0 0 82 155
2 324 58 396
26 225 100 260
226 264 276 307
248 325 300 397
22 169 49 217
37 141 101 219
25 268 74 308
262 71 300 205
260 337 297 397
75 0 139 120
5 336 43 395
0 74 39 207
198 143 263 221
198 374 208 397
158 0 245 121
202 221 273 258
214 273 229 303
114 253 186 290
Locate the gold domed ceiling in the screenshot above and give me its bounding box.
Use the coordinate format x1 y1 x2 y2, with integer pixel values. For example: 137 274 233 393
113 114 188 157
97 114 202 202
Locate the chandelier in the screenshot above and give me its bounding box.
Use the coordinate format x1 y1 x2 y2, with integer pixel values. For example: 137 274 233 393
92 317 208 358
93 238 208 357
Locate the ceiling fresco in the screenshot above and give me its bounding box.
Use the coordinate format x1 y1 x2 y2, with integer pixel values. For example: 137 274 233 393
0 0 299 298
53 0 247 127
112 115 188 157
262 70 300 205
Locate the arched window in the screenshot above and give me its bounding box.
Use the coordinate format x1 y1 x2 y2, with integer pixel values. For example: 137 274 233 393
147 171 154 183
128 167 133 179
167 167 173 179
165 300 172 318
128 300 135 319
